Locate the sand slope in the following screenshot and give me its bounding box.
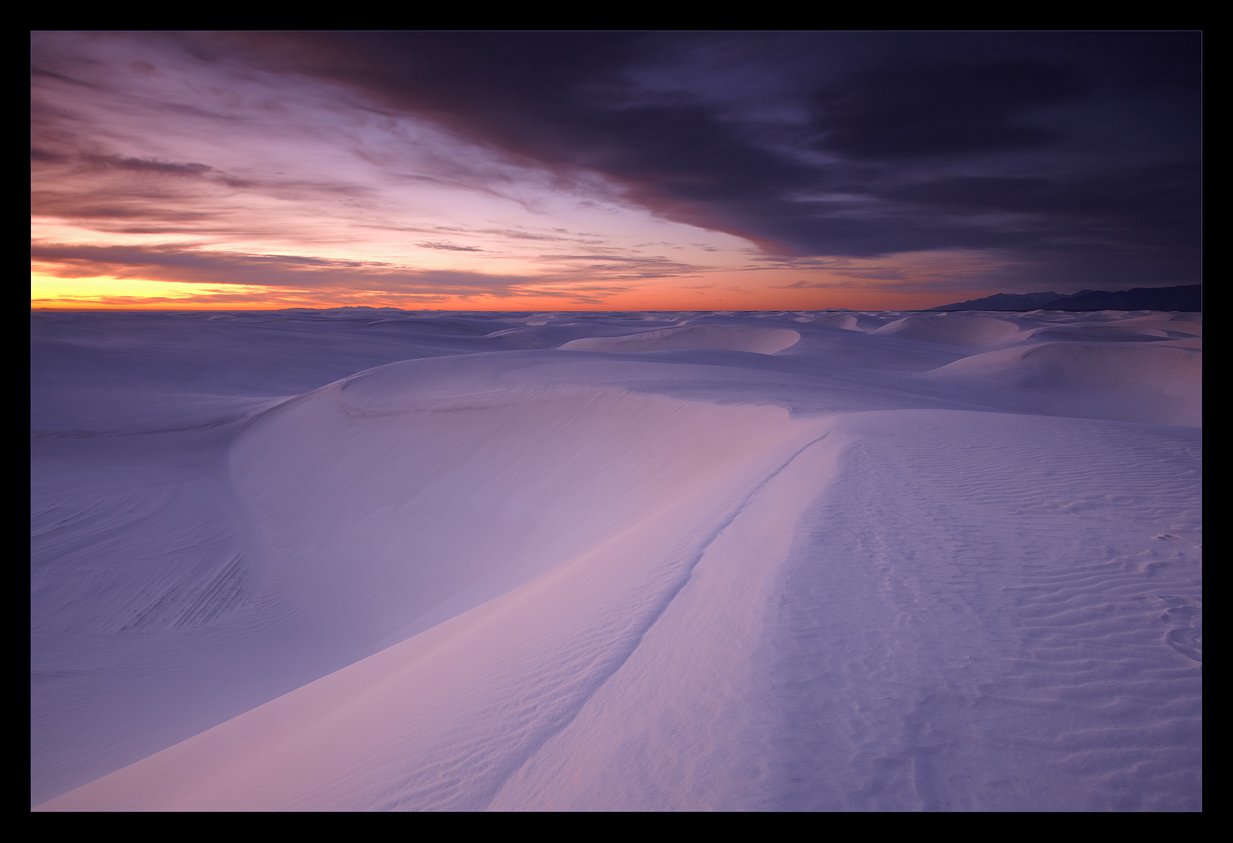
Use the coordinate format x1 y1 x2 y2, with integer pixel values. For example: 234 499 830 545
926 341 1201 427
872 312 1024 346
560 323 801 354
32 309 1201 811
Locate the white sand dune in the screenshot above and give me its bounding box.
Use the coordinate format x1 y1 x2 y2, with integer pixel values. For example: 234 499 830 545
229 360 813 658
809 313 861 331
926 341 1201 427
32 310 1201 811
559 323 801 354
872 312 1025 346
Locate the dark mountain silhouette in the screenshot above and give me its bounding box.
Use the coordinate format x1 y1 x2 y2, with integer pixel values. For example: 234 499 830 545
934 285 1200 312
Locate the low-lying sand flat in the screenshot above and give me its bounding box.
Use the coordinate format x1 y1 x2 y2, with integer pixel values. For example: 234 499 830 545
31 308 1201 811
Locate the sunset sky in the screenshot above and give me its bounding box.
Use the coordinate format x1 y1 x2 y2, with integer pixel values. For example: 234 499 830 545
31 31 1201 311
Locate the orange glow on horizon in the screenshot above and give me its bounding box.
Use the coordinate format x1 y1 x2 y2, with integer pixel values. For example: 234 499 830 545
31 274 280 310
31 269 961 312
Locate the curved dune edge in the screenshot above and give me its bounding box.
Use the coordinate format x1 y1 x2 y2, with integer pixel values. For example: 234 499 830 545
560 324 801 354
925 341 1201 427
38 406 840 812
224 361 819 657
873 313 1025 346
36 409 1201 812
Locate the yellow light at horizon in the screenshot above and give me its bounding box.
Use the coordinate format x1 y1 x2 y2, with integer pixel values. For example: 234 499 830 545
31 273 274 308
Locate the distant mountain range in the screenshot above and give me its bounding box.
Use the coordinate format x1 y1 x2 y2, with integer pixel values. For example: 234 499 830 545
933 285 1201 312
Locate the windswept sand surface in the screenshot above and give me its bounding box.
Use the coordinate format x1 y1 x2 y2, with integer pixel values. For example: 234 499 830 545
31 309 1201 811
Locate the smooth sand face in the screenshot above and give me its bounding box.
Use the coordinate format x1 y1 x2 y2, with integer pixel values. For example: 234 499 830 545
31 309 1201 811
559 323 801 354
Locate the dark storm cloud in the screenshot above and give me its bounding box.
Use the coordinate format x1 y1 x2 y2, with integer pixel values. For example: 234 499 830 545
201 30 1199 290
809 58 1085 160
880 165 1199 215
198 32 823 252
31 31 1201 299
876 163 1202 260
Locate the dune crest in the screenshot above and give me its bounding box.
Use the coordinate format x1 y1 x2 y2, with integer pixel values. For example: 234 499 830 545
560 324 801 354
874 313 1024 346
927 342 1201 427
